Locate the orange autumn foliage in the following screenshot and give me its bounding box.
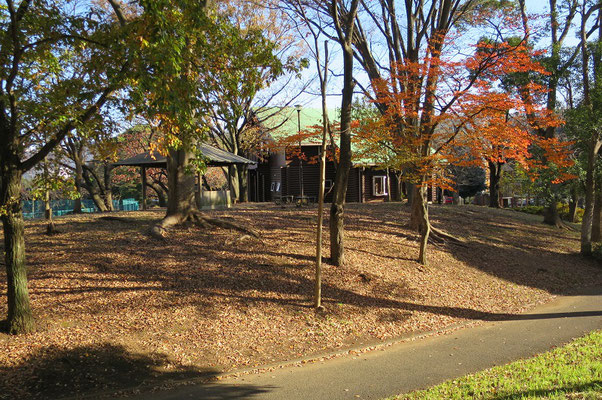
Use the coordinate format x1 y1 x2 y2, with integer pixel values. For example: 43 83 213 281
359 39 569 188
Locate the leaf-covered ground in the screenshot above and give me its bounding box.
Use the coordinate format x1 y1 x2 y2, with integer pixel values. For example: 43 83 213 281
0 203 600 399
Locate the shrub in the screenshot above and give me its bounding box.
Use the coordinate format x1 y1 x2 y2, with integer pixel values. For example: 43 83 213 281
557 202 584 223
516 205 544 215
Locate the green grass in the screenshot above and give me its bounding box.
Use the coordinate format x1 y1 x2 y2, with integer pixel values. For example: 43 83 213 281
395 330 602 400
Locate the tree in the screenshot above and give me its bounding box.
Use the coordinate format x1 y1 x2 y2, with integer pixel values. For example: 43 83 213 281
515 0 600 227
114 124 168 206
281 0 360 266
286 2 334 307
59 112 120 213
369 35 555 264
0 0 132 334
0 0 243 334
202 1 308 202
576 0 602 255
449 164 486 200
325 0 360 266
29 155 77 235
562 0 602 254
126 1 260 239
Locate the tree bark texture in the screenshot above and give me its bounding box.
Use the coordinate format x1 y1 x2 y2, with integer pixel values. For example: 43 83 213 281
237 165 249 203
44 187 56 235
488 161 502 208
328 0 358 266
543 201 562 227
73 160 83 214
592 185 601 243
1 167 34 334
166 147 197 217
409 185 424 232
103 164 114 211
568 186 579 223
147 181 168 207
416 185 430 265
580 135 598 255
229 165 240 203
82 168 108 212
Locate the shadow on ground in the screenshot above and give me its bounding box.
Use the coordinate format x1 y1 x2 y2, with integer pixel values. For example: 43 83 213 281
491 381 602 400
427 205 602 295
0 342 269 400
19 206 602 322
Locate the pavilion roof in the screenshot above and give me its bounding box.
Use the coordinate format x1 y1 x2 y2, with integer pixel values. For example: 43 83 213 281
113 143 256 168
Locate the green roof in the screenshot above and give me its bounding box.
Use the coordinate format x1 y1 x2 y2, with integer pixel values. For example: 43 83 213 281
256 107 339 144
256 107 386 167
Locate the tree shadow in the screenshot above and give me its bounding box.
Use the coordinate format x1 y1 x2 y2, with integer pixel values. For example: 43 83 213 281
427 205 602 295
0 343 269 400
491 381 602 400
18 206 602 323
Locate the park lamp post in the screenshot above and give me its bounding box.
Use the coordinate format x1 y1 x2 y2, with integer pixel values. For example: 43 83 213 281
295 104 304 198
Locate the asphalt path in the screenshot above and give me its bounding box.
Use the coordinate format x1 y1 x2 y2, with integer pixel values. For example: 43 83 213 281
134 287 602 400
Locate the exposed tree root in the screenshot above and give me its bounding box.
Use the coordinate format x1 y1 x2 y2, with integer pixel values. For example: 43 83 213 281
428 226 468 247
45 223 60 236
150 210 260 240
99 216 133 223
559 221 576 231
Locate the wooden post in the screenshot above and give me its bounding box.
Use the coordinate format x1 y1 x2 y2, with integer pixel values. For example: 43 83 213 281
195 173 201 209
314 40 330 310
141 166 147 211
386 167 392 202
227 165 232 192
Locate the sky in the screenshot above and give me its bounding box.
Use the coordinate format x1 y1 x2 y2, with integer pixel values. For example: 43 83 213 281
280 0 583 113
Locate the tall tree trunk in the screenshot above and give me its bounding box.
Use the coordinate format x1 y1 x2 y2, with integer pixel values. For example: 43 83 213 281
393 172 402 201
228 165 240 203
410 182 431 265
409 185 424 231
1 167 34 334
386 167 392 202
544 201 562 227
568 186 579 223
82 168 108 212
44 186 56 235
148 181 168 207
314 39 330 309
488 161 502 208
73 160 83 214
103 164 114 211
166 147 197 217
580 141 597 255
329 0 358 266
237 165 248 203
43 162 56 234
592 185 601 242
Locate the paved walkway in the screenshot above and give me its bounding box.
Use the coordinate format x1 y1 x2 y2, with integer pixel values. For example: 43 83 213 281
136 288 602 400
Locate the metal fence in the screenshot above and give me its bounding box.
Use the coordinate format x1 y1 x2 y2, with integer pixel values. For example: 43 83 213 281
22 198 139 220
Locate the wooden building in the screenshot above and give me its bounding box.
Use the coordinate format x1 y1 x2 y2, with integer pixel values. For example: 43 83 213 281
246 107 401 204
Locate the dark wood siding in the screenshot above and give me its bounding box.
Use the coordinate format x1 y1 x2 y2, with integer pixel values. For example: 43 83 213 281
361 168 399 202
279 145 408 204
345 167 360 202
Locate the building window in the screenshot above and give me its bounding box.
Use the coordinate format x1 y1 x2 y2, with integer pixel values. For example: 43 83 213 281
270 182 276 191
373 175 387 196
275 182 281 192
